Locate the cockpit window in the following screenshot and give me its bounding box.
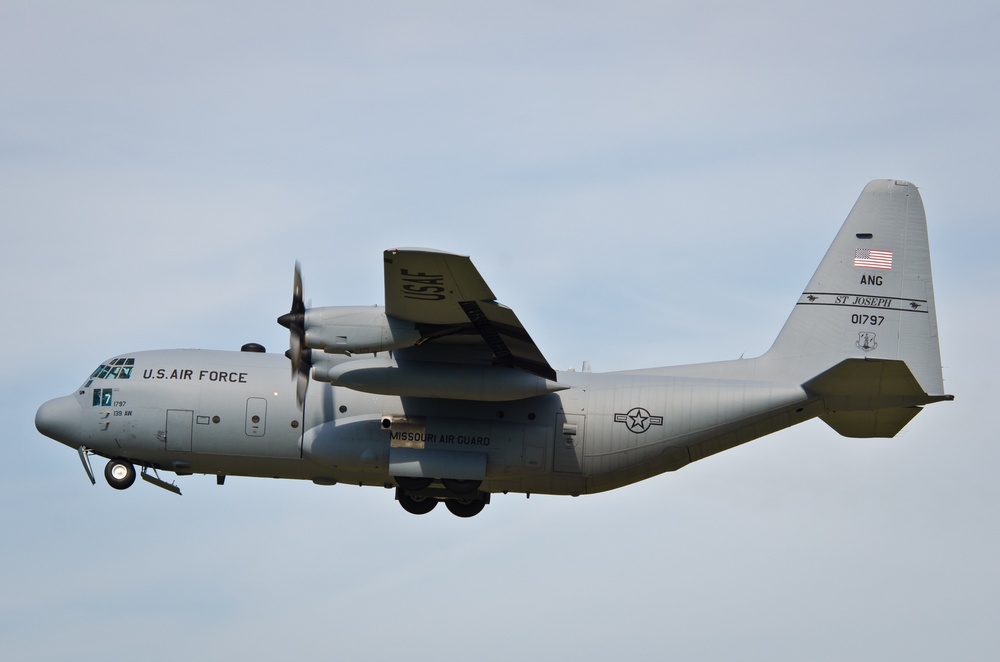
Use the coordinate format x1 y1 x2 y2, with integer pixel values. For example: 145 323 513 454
90 358 134 380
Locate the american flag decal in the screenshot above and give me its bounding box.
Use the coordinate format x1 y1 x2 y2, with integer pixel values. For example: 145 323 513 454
854 248 893 270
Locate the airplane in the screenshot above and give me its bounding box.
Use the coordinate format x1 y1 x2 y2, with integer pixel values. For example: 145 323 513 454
35 179 953 517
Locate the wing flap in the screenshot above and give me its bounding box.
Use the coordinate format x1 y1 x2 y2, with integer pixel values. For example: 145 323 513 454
459 300 556 380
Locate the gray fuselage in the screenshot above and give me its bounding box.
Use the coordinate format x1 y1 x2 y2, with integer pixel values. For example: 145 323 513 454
40 347 817 496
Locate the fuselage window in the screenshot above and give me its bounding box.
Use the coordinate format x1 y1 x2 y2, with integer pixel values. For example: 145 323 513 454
92 388 113 407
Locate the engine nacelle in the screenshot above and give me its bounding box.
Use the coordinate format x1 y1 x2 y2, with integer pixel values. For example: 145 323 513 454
304 306 421 355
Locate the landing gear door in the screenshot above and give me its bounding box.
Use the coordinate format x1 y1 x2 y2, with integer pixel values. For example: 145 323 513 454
553 413 585 473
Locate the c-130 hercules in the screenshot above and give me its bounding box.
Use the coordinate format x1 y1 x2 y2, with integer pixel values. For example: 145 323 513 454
36 180 952 517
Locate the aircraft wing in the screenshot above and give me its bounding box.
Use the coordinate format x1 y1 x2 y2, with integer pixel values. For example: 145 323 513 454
383 248 556 381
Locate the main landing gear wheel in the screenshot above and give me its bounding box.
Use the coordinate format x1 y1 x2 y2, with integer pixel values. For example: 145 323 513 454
441 478 481 495
104 459 136 490
445 498 487 518
398 492 437 515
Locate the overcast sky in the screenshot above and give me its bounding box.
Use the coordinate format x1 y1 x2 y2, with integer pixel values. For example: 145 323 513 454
3 2 998 660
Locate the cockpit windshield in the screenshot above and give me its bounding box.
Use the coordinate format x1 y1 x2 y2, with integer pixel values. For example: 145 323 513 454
85 357 135 388
90 358 134 380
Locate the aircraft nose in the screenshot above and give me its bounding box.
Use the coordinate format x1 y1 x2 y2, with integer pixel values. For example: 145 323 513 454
35 396 83 447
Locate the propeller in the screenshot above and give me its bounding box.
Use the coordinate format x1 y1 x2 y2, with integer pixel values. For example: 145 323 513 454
277 261 313 406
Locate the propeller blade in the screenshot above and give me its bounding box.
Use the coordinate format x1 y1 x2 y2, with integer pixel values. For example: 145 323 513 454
292 261 305 315
290 325 303 376
296 351 312 406
279 261 311 406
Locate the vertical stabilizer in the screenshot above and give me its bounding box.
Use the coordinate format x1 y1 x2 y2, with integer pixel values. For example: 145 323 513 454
765 180 945 396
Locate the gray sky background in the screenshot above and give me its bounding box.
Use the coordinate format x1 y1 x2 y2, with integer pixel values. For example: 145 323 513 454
3 2 998 660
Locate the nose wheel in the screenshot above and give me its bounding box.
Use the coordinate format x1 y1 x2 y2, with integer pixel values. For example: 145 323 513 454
104 459 136 490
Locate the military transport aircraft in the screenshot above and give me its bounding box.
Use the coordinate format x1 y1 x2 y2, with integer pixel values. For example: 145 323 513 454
36 180 952 517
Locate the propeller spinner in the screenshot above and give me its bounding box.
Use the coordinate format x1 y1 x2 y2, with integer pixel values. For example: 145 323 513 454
277 261 313 405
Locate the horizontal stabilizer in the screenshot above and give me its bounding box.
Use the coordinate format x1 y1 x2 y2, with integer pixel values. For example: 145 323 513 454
804 358 944 409
804 358 953 438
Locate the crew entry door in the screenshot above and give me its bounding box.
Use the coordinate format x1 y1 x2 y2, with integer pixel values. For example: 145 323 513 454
166 409 193 452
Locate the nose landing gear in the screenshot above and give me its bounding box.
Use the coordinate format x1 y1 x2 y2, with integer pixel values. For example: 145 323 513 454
104 458 136 490
99 458 182 495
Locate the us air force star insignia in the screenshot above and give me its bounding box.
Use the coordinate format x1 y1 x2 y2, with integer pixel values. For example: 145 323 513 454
614 407 664 434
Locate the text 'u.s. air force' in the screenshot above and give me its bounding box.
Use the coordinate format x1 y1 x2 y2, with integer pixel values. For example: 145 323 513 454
142 368 248 383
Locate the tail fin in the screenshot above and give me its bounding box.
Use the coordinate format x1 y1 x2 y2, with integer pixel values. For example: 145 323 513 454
764 180 951 434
